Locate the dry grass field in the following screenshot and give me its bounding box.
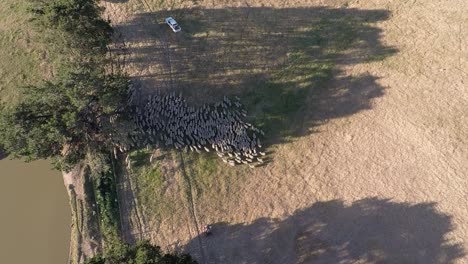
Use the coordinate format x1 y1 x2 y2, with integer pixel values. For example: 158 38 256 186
103 0 468 263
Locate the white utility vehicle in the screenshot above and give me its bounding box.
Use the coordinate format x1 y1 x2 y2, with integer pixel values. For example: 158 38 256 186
165 17 181 33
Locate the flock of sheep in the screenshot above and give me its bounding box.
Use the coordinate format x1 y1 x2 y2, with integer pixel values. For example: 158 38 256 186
126 86 266 167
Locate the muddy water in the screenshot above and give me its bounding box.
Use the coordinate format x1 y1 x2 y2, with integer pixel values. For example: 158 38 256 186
0 159 70 264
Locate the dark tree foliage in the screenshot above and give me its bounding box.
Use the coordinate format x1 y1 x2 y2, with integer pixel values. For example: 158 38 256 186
0 65 131 170
92 154 121 244
0 0 134 170
85 241 198 264
30 0 113 56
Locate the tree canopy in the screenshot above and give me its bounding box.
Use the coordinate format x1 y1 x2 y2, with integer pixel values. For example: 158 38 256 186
30 0 113 56
0 0 131 170
0 65 131 169
85 241 197 264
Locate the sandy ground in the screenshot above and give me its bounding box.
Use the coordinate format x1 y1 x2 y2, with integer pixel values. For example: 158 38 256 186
63 164 103 263
103 0 468 263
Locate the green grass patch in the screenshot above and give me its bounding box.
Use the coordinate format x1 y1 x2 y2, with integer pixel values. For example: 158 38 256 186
129 149 152 168
0 0 67 104
0 0 42 103
132 156 176 222
140 163 164 191
181 151 218 198
241 16 362 141
243 51 334 141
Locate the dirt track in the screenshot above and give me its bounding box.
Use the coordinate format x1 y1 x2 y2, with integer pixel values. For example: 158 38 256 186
104 0 468 263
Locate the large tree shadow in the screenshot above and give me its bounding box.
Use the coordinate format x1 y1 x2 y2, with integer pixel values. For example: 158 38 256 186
184 198 465 264
112 6 397 146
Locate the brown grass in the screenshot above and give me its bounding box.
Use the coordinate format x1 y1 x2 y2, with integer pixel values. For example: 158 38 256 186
105 0 468 263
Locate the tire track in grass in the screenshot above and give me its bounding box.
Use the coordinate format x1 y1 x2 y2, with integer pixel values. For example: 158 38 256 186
177 151 208 263
116 0 206 259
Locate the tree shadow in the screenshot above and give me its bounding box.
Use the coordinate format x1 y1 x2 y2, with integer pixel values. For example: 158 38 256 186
0 148 6 160
184 198 465 264
112 6 397 147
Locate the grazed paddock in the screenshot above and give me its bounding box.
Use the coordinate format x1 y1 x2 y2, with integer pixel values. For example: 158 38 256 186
104 0 468 263
0 0 56 104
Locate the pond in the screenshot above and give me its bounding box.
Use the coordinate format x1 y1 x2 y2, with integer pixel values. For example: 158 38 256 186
0 159 70 263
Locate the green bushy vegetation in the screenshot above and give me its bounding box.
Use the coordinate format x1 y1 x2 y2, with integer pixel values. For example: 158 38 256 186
0 66 131 170
91 154 121 249
85 240 197 264
29 0 113 58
